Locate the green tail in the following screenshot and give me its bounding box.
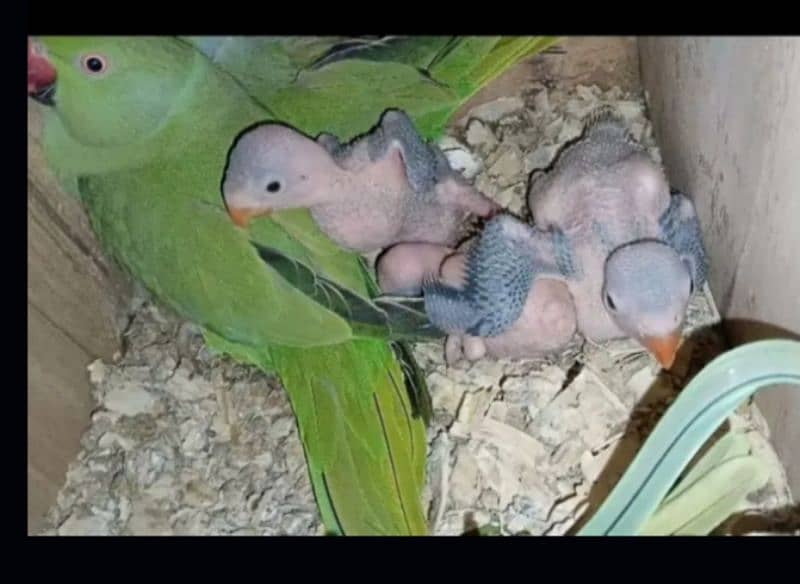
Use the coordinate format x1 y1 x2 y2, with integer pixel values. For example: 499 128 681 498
413 36 562 138
272 341 428 535
207 330 429 535
427 36 559 99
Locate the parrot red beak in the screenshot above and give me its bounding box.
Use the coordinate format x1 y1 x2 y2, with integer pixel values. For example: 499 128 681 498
227 205 271 228
642 331 683 370
28 38 57 106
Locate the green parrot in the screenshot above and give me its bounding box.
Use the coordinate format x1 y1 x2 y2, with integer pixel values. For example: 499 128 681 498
27 35 557 535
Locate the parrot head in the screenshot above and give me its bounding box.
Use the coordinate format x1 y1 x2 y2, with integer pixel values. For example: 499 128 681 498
602 240 696 369
27 36 196 151
222 123 337 228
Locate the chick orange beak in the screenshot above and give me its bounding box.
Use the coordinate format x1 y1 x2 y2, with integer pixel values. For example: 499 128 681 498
226 205 271 228
642 332 683 369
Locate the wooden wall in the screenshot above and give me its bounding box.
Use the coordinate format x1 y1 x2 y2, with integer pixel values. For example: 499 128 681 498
639 37 800 497
27 103 131 533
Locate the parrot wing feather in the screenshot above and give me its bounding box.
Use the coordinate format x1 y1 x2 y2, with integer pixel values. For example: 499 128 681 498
259 340 429 535
188 35 560 140
251 242 444 342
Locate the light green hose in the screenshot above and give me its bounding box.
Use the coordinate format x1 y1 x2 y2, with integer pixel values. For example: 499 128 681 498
578 339 800 536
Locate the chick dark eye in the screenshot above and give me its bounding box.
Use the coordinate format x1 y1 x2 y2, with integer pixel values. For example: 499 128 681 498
689 278 695 295
80 54 108 75
266 181 281 193
606 292 616 311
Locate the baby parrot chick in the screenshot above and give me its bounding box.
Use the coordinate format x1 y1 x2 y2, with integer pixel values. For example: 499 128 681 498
527 107 709 368
379 214 578 364
222 109 499 253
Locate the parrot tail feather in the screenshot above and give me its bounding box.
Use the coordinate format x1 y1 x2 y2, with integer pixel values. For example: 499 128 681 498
372 391 414 534
269 340 429 535
318 472 345 534
430 36 561 99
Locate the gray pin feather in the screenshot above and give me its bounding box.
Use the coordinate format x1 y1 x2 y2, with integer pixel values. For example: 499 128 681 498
556 106 646 174
423 214 575 337
366 109 444 199
659 189 710 288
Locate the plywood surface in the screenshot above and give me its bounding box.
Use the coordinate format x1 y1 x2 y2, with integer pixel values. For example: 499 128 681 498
27 102 131 533
639 37 800 497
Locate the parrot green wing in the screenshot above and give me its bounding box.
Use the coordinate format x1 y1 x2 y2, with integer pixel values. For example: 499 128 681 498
186 35 561 140
429 36 558 93
77 169 358 349
180 36 383 104
250 241 438 423
250 207 373 295
578 339 800 536
247 239 436 422
267 59 459 140
306 36 457 72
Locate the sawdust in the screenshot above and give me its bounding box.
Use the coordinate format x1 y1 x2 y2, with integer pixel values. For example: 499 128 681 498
37 82 798 536
39 300 323 536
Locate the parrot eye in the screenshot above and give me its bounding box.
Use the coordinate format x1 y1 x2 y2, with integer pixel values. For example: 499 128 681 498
266 181 282 193
80 54 109 75
605 292 617 311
